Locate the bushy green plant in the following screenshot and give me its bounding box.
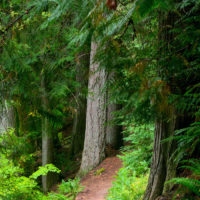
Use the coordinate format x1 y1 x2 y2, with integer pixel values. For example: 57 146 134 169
45 193 66 200
107 123 153 200
0 128 36 176
0 154 42 200
58 178 84 200
0 154 64 200
120 123 154 176
120 151 149 176
107 167 148 200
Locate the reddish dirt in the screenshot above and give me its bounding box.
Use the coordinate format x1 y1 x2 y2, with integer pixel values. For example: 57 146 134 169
76 156 122 200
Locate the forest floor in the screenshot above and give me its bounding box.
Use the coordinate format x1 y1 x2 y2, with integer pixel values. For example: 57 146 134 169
76 156 122 200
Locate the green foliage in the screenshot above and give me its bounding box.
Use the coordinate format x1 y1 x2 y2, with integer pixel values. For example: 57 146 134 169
164 122 200 164
107 167 148 200
107 123 153 199
137 0 155 16
0 128 36 175
45 192 66 200
30 164 61 179
166 160 200 198
58 178 84 200
0 153 83 200
1 0 200 199
0 154 69 200
0 154 43 200
120 123 154 176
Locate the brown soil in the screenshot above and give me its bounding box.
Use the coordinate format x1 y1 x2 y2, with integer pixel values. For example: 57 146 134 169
76 156 122 200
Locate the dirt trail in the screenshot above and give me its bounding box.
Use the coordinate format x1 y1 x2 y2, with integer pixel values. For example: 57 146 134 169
76 156 122 200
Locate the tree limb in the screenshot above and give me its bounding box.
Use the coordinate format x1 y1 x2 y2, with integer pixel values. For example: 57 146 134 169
0 5 35 36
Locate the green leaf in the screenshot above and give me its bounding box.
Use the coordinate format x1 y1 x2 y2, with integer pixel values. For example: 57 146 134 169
30 164 61 179
137 0 155 16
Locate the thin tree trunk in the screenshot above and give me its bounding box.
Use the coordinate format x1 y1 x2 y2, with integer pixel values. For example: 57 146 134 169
0 99 16 132
42 116 54 193
70 50 89 157
78 40 107 176
41 75 54 193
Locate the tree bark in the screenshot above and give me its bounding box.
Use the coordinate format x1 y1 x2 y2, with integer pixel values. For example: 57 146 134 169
0 100 16 133
42 116 54 193
106 72 122 149
70 50 89 157
41 75 54 193
106 103 122 149
143 116 175 200
163 114 192 193
78 40 107 176
144 11 176 200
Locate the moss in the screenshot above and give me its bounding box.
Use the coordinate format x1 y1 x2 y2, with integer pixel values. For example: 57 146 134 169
94 168 105 176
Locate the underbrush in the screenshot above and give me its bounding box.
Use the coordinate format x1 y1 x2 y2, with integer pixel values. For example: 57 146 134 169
0 154 58 200
0 128 83 200
0 155 83 200
166 159 200 199
107 123 154 200
107 167 148 200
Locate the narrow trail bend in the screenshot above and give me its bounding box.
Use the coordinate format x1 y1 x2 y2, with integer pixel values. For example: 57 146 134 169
76 156 122 200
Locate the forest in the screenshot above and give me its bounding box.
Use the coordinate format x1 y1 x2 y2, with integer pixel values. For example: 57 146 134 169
0 0 200 199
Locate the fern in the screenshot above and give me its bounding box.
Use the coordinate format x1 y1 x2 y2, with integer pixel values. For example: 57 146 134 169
166 160 200 197
30 164 61 179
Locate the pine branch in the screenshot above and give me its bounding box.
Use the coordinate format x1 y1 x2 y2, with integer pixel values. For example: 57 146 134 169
0 5 35 36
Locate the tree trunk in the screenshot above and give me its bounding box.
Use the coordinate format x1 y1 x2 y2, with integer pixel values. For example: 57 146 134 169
78 40 107 176
163 114 192 193
163 139 178 193
41 75 54 193
163 116 179 194
106 72 122 150
42 116 54 193
106 103 122 149
70 50 89 157
143 116 175 200
0 100 16 133
144 11 176 200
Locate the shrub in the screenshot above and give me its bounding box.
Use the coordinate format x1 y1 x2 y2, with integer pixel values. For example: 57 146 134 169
0 155 65 200
0 154 43 200
58 178 84 200
0 128 37 176
107 123 154 200
107 167 148 200
120 123 154 176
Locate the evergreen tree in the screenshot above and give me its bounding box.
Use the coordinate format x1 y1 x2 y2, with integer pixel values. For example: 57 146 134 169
79 38 107 175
